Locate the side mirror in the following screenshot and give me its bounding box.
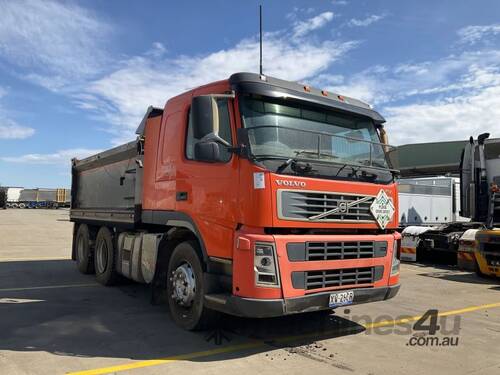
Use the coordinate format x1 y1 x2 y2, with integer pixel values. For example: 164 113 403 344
194 141 224 163
192 95 219 140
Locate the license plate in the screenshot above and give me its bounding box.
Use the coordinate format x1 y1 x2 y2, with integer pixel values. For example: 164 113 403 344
329 290 354 307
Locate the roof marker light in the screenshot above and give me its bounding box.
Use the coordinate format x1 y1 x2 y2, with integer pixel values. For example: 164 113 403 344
337 95 345 102
321 90 328 96
303 85 311 92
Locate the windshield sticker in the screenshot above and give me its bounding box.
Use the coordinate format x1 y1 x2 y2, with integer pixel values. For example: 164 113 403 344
370 190 395 229
253 172 265 189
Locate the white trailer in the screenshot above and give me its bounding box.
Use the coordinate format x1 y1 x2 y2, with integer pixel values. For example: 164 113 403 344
399 177 468 225
398 177 470 261
6 187 23 208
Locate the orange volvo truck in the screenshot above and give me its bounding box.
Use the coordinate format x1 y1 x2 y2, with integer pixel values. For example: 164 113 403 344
70 73 401 330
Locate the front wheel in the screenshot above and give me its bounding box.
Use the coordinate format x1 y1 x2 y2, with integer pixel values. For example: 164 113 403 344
167 241 218 330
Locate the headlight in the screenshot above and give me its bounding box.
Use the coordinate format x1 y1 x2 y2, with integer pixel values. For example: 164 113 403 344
254 243 280 287
390 239 400 276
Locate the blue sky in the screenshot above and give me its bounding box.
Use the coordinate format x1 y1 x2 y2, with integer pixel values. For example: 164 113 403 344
1 0 500 188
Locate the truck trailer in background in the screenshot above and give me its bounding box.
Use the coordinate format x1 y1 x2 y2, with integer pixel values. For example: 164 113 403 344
6 187 70 208
400 134 500 274
457 134 500 277
399 177 472 261
0 187 6 209
5 187 23 207
70 72 401 330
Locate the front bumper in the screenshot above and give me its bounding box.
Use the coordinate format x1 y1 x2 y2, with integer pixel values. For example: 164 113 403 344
204 284 400 318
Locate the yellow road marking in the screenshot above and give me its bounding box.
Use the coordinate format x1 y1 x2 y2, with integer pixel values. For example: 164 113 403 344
0 283 98 292
67 342 264 375
365 302 500 329
0 256 71 262
67 301 500 375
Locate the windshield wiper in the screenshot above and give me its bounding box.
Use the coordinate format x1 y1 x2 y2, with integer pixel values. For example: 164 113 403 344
276 150 337 174
276 158 314 175
276 158 295 173
357 159 388 169
294 150 339 160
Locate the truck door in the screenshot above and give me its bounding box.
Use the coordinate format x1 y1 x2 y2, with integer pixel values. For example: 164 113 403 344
176 97 239 259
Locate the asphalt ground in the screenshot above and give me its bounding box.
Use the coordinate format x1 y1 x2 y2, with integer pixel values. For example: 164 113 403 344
0 209 499 375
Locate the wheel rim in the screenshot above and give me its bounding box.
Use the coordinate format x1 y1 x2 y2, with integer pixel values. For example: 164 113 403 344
96 240 108 274
171 262 196 307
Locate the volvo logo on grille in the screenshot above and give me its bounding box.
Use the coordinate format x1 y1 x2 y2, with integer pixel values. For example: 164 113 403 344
308 195 373 221
276 180 306 188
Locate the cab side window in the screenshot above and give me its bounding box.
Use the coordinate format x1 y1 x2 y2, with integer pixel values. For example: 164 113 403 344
185 99 233 162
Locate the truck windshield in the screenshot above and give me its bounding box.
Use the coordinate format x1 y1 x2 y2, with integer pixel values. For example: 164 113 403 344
239 96 391 169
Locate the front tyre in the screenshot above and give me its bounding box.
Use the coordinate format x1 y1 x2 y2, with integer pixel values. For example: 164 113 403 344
167 241 217 331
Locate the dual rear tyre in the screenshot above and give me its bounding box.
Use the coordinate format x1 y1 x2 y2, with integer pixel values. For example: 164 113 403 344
94 227 120 286
74 224 119 285
75 224 94 274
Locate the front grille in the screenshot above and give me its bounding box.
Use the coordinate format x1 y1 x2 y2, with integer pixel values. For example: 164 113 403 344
279 190 375 222
305 267 374 290
306 241 374 261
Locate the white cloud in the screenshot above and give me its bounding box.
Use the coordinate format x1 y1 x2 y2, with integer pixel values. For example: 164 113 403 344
385 83 500 145
458 24 500 45
332 0 348 5
322 50 500 105
314 46 500 145
0 120 35 140
81 22 357 144
0 0 111 86
348 14 385 27
1 148 100 164
0 4 356 145
0 86 35 140
292 12 335 38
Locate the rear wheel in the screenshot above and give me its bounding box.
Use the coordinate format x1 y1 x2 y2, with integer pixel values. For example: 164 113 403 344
94 227 119 286
75 224 94 274
167 241 218 330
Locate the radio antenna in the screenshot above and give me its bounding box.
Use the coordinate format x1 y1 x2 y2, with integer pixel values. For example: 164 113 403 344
259 4 263 75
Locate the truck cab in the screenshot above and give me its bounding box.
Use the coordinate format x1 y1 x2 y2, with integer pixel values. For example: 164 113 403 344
460 135 500 277
71 72 401 330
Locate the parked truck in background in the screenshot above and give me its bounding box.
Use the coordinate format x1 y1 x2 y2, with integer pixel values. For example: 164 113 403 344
400 134 500 277
5 187 23 208
70 72 401 330
458 134 500 277
6 188 70 208
398 176 472 262
0 187 6 209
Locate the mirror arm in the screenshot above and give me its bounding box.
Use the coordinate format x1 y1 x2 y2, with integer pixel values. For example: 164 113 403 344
200 132 231 147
